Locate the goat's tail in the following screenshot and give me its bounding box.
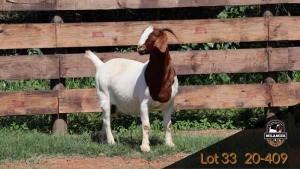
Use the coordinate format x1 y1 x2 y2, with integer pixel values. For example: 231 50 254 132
84 50 104 70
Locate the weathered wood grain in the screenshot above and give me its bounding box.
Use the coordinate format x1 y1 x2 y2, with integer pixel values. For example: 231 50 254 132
269 16 288 41
269 16 300 41
58 85 266 113
0 90 58 116
56 18 268 47
0 0 295 11
287 83 300 107
59 89 101 113
289 47 300 71
0 0 56 11
54 0 295 10
58 83 300 113
288 16 300 41
172 49 268 74
1 17 298 49
0 23 56 49
175 84 270 110
1 82 299 116
0 47 297 81
270 83 288 107
268 47 289 71
0 55 59 80
61 47 300 78
271 83 300 107
61 49 269 78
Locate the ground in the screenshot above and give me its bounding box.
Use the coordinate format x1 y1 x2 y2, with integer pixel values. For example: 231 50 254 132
1 130 240 169
1 153 188 169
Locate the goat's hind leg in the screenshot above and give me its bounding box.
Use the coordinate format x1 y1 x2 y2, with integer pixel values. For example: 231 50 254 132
99 93 115 145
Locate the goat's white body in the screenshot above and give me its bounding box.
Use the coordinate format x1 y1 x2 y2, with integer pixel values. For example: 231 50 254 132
85 50 178 152
269 127 277 133
96 58 178 115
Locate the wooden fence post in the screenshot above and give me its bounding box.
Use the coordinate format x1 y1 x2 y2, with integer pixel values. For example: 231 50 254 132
50 13 68 134
262 5 279 122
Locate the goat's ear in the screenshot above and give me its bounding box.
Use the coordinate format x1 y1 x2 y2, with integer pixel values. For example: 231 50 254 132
154 33 168 53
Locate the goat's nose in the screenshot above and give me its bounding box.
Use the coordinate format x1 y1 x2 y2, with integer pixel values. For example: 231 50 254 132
137 46 141 51
133 46 142 51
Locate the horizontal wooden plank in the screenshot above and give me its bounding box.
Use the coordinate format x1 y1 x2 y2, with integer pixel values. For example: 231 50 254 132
288 16 300 41
0 90 58 116
0 55 59 80
288 83 300 107
269 16 288 41
0 0 56 11
271 83 289 107
2 19 266 49
271 82 300 107
173 49 268 74
269 16 300 41
267 47 300 71
1 16 298 49
59 89 101 113
58 83 300 113
289 47 300 70
175 84 270 110
56 18 268 47
268 47 289 71
1 82 299 116
0 47 298 81
0 0 296 11
61 47 300 78
61 49 269 78
0 24 56 49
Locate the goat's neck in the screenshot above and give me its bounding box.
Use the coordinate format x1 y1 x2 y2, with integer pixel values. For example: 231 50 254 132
145 49 176 103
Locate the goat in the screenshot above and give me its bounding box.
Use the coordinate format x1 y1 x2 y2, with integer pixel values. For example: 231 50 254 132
84 26 178 152
269 124 283 142
268 127 277 133
269 124 282 133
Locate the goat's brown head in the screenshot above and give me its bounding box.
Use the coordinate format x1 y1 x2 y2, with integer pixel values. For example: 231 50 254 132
137 26 177 55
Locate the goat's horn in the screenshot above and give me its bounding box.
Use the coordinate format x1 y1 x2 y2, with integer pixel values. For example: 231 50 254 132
161 28 179 41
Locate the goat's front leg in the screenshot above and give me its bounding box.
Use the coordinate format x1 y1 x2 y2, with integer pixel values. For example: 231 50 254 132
140 102 151 152
162 102 175 147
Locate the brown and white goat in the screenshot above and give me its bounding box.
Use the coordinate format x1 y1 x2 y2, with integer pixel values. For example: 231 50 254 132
84 26 178 152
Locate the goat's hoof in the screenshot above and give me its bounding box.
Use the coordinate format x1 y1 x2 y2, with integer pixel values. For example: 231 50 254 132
107 139 116 145
166 142 175 147
140 144 151 152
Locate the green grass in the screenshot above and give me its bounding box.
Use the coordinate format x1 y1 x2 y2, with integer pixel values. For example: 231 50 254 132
0 128 224 163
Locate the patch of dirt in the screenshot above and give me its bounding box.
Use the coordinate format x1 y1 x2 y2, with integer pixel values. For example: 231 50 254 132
175 129 242 136
1 153 189 169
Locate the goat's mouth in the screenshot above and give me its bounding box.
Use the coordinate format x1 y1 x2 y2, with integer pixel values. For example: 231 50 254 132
138 49 149 55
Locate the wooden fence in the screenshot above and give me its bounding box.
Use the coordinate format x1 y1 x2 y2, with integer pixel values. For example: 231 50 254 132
0 0 300 131
1 0 300 11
